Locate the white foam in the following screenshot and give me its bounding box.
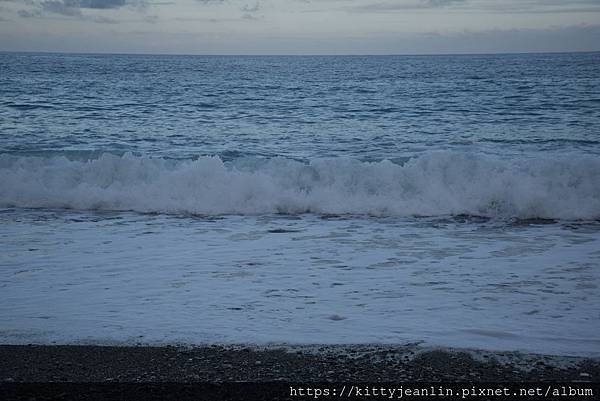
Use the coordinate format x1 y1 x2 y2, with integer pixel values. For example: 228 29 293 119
1 151 599 219
1 211 600 356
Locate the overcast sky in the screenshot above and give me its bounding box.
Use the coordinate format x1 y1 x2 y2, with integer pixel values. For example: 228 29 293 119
1 0 599 54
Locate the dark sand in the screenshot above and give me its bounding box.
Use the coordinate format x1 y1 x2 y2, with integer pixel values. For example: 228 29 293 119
1 344 598 382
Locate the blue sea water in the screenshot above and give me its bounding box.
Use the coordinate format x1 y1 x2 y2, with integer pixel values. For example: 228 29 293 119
1 52 599 355
1 52 600 161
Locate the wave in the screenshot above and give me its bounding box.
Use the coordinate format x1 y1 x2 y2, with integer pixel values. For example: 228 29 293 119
1 151 599 219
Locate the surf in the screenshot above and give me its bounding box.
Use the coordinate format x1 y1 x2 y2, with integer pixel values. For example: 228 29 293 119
1 150 599 220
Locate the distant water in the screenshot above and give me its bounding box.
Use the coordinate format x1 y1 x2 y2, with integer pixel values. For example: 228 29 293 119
1 52 599 356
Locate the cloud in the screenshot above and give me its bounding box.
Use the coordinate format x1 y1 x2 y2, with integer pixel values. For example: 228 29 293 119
342 0 600 14
17 8 41 16
240 1 261 20
13 0 146 19
479 0 600 14
17 2 122 20
40 0 82 16
89 13 118 22
143 13 157 22
241 1 259 13
79 0 126 9
351 0 467 12
423 0 464 6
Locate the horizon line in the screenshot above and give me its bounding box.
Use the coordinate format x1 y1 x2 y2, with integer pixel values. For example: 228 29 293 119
2 49 599 58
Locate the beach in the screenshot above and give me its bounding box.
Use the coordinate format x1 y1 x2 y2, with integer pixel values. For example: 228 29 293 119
1 52 600 399
2 344 599 382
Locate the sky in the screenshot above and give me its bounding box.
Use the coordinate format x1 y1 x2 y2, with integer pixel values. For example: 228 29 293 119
0 0 599 54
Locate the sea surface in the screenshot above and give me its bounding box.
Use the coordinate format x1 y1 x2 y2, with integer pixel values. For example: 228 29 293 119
1 52 599 356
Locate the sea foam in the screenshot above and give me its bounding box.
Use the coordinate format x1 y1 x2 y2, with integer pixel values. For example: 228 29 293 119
1 151 599 219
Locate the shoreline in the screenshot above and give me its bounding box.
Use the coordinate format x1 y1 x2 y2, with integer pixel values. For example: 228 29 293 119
1 344 598 383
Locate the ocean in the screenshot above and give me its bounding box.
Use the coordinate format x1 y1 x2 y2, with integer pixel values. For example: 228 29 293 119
1 52 599 356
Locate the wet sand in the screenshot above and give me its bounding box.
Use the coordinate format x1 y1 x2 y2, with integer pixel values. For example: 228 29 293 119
1 344 598 382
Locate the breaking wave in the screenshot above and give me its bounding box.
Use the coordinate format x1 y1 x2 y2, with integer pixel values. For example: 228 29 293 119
1 151 599 219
